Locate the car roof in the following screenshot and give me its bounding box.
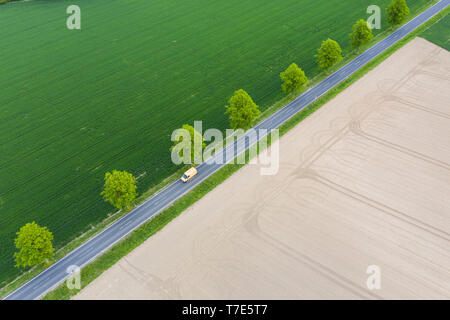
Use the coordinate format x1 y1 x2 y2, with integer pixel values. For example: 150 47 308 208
185 167 197 175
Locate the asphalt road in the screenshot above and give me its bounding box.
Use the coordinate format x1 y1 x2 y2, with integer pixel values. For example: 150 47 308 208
5 0 448 300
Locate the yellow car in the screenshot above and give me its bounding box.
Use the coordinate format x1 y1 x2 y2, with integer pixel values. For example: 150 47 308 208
181 167 197 182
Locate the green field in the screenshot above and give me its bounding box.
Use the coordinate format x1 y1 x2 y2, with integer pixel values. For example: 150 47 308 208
0 0 433 285
420 11 450 49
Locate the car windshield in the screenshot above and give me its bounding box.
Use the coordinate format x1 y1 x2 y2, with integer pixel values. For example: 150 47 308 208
183 174 188 179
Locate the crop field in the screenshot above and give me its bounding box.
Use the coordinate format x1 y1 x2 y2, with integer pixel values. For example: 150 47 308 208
421 11 450 49
0 0 434 285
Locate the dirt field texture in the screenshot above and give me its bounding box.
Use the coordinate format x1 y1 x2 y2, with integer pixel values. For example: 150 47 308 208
75 38 450 299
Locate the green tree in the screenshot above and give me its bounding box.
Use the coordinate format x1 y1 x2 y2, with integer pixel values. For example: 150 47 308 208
280 63 309 99
14 222 54 268
225 89 260 131
349 19 373 54
386 0 410 29
101 170 137 210
170 124 206 165
315 38 343 74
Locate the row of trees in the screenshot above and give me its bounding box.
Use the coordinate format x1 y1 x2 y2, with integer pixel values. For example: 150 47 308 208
222 0 410 131
14 170 139 268
12 0 411 270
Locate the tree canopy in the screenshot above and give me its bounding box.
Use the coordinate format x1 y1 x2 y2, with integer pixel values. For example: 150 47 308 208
315 38 343 73
387 0 410 28
280 63 309 99
171 124 206 165
350 19 373 53
101 170 137 210
14 222 54 268
225 89 260 131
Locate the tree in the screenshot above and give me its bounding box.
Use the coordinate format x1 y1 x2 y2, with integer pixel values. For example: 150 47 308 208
386 0 410 29
349 19 373 54
316 38 343 74
101 170 137 210
225 89 260 131
280 63 309 99
170 124 206 165
14 222 54 268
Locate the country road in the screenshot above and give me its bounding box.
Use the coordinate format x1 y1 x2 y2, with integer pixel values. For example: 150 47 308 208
5 0 449 300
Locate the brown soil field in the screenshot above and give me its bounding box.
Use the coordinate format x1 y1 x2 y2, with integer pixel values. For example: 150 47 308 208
75 38 450 299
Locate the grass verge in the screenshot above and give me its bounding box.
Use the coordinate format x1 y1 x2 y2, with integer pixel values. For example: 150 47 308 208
419 9 450 49
41 5 450 300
